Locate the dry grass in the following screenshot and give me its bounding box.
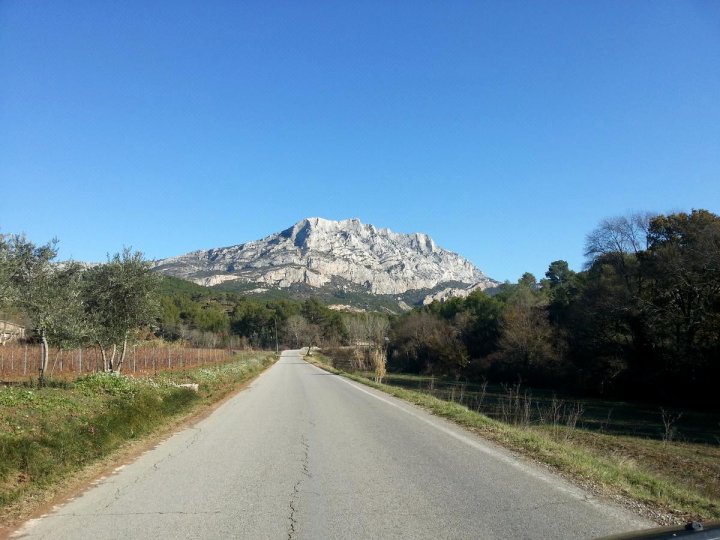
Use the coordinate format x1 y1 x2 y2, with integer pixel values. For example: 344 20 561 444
553 428 720 504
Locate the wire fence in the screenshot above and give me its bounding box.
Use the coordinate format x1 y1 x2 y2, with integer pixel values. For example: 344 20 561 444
0 343 239 380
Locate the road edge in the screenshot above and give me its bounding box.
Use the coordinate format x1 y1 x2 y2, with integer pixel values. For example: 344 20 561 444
0 353 279 539
303 353 708 527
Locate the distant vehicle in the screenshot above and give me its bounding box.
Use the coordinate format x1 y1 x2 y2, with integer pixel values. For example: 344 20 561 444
599 522 720 540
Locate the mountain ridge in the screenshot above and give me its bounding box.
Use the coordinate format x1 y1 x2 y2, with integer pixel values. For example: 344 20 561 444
153 217 498 309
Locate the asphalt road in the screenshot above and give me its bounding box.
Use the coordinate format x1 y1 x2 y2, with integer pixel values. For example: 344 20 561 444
14 350 653 539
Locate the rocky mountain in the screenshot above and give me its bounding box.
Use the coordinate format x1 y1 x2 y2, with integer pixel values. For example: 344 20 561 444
153 218 498 310
421 282 489 305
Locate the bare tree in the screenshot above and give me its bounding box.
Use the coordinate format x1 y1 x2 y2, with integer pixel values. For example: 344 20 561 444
285 315 307 348
343 313 390 379
498 298 555 375
364 314 389 383
304 322 323 355
371 347 387 383
342 314 367 347
363 314 389 350
660 408 683 443
584 212 657 295
392 311 468 375
584 212 655 264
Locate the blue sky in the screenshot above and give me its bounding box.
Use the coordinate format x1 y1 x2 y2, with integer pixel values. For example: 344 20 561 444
1 1 719 282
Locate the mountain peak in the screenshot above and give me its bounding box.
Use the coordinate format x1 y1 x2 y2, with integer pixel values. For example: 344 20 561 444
154 219 497 301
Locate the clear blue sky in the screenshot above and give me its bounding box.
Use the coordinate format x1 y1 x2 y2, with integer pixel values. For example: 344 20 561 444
1 1 719 282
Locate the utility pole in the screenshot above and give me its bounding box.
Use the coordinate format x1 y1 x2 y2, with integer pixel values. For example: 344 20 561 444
274 317 279 353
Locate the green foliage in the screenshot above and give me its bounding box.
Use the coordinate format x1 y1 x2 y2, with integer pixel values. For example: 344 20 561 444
2 235 86 379
386 209 720 409
301 298 346 344
82 248 160 371
74 373 145 397
645 210 720 364
563 210 720 403
1 238 162 377
231 300 275 342
156 275 214 296
155 282 355 350
390 311 468 375
518 272 537 288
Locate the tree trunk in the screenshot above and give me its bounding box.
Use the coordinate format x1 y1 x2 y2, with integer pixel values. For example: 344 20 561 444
39 333 49 385
97 341 108 372
108 344 117 372
116 334 129 373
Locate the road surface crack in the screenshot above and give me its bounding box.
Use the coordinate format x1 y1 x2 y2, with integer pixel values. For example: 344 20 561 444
288 480 301 539
101 428 203 510
300 434 310 478
151 427 202 471
288 434 310 539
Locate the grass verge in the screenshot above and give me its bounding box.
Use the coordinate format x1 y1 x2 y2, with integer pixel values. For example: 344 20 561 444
0 352 276 525
305 353 719 526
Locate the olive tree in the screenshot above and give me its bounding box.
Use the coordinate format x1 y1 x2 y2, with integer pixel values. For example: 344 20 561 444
7 235 84 381
83 248 159 372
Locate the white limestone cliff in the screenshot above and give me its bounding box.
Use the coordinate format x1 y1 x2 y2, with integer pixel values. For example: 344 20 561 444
154 218 498 297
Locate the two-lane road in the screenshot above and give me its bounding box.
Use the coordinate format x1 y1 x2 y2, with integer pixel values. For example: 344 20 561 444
15 350 652 539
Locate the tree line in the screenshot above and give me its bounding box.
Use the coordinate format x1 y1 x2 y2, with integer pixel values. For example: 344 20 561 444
157 289 347 352
0 235 355 380
4 208 717 407
388 210 720 409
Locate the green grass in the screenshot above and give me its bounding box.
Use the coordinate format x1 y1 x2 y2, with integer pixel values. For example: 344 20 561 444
307 353 720 525
0 352 276 517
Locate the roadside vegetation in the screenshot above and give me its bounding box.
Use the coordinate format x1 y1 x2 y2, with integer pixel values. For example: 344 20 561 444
307 353 720 525
0 351 275 523
385 210 720 412
340 210 718 524
1 232 283 527
8 209 716 410
1 208 717 524
0 232 345 380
